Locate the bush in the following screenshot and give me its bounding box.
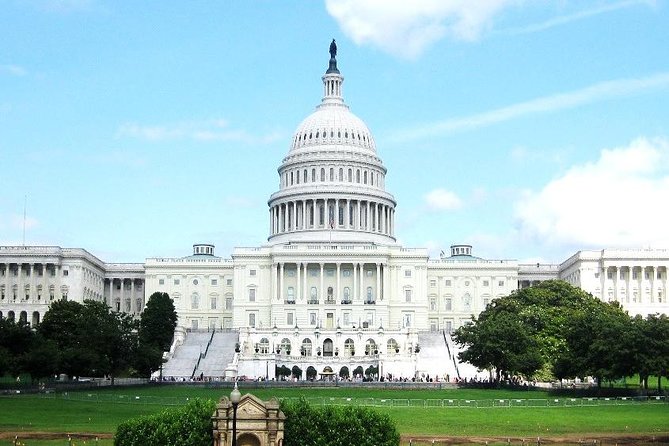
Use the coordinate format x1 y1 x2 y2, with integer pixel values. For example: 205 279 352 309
114 398 215 446
282 398 399 446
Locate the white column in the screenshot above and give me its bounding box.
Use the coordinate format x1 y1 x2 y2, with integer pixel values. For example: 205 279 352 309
293 201 298 231
344 199 350 229
297 263 302 301
120 278 125 311
303 262 308 301
271 264 277 301
130 279 136 314
335 198 339 228
650 266 656 303
359 263 365 301
279 263 285 302
336 263 341 303
353 262 358 301
376 263 380 302
302 201 307 230
319 263 324 302
383 263 389 301
366 202 371 231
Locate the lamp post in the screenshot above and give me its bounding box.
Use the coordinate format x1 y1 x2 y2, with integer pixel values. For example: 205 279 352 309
230 382 241 446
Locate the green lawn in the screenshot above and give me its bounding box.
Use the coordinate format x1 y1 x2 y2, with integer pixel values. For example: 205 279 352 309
1 385 667 444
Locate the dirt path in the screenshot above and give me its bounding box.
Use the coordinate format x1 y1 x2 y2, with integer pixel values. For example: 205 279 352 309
399 433 669 445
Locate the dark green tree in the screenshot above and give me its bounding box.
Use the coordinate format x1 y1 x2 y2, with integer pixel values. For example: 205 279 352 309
554 300 632 386
134 292 177 376
0 317 35 377
454 280 631 382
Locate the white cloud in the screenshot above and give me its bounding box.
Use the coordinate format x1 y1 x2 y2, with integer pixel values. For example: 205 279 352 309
325 0 517 58
394 72 669 141
515 137 669 249
424 188 462 211
500 0 654 35
116 119 283 145
0 64 27 76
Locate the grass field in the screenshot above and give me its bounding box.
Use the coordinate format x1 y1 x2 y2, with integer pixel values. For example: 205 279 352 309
1 385 668 445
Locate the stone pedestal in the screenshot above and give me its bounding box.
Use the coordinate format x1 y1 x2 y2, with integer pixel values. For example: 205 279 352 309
212 393 285 446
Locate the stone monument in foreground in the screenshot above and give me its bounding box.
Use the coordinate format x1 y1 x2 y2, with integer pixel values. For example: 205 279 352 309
212 392 285 446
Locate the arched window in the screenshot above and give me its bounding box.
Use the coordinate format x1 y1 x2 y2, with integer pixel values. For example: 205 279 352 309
363 171 367 184
191 293 200 309
365 339 377 355
343 287 350 303
338 168 343 181
356 170 360 183
348 168 352 182
280 338 291 354
290 171 294 185
312 169 316 182
301 338 313 356
329 168 334 181
323 338 334 356
304 170 307 183
344 338 355 356
259 338 270 354
387 338 398 354
320 168 325 181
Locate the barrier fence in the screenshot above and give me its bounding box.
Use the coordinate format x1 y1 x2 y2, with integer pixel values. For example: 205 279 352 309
3 392 666 409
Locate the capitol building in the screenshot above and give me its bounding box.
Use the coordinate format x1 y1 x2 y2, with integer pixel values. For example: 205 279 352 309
1 44 668 381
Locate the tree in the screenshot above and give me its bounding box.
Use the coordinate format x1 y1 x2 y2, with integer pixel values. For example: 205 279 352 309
135 292 177 376
139 292 177 352
40 299 137 383
0 317 35 377
453 280 632 382
554 300 632 386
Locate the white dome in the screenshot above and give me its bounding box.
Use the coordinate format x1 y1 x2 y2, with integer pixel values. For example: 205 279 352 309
289 104 376 154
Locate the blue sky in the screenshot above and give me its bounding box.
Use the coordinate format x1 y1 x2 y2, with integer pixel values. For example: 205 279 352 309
1 0 668 263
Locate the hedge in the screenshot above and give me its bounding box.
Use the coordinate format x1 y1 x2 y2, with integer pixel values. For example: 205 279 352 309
114 398 215 446
281 398 400 446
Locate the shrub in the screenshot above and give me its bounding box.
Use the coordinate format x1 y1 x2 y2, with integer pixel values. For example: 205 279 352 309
282 398 399 446
114 398 215 446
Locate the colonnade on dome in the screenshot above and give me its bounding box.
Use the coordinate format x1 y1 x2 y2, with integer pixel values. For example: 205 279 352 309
269 198 394 238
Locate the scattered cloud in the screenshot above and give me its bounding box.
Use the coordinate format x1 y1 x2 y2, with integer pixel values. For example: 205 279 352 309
500 0 655 35
325 0 517 58
0 64 27 76
116 119 283 145
424 188 462 211
393 72 669 141
515 137 669 249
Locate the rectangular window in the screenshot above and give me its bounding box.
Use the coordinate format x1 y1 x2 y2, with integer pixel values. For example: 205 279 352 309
343 270 351 277
658 271 663 279
404 269 412 278
227 279 233 286
621 271 626 280
159 279 165 285
211 279 218 286
429 279 436 287
248 313 256 328
607 271 613 279
483 280 489 287
249 289 256 302
430 299 436 311
63 270 69 276
483 298 490 307
444 279 452 286
632 271 638 280
250 269 257 276
444 320 453 334
405 289 412 302
645 271 650 280
174 278 180 285
343 312 350 326
595 272 600 278
310 312 317 325
225 298 233 310
286 312 294 326
444 298 452 311
498 280 505 287
210 297 217 310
